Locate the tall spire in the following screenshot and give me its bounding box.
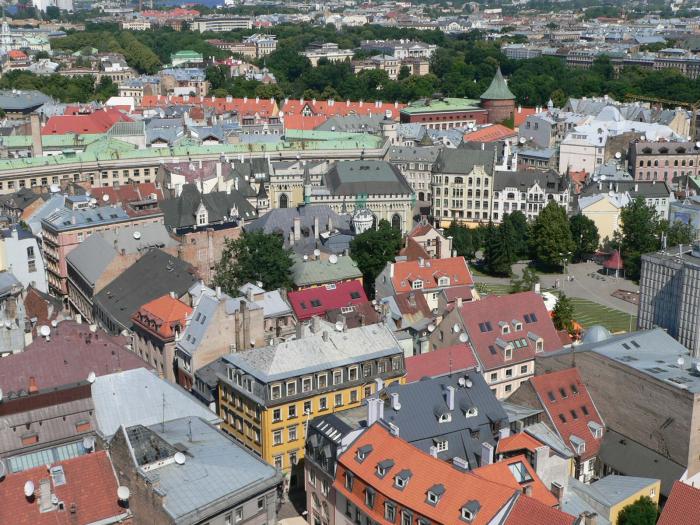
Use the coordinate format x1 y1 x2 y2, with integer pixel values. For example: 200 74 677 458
480 67 515 101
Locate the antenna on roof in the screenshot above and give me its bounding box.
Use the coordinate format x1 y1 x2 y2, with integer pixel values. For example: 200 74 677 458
188 418 192 442
161 393 166 432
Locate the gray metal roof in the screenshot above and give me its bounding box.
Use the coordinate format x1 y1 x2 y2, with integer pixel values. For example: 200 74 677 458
92 368 220 438
579 180 672 199
0 90 51 111
570 475 659 507
93 249 198 332
387 146 441 163
122 417 282 522
381 372 508 465
41 204 131 232
159 183 257 229
223 323 402 382
323 160 414 196
291 254 362 287
433 148 495 175
493 169 568 192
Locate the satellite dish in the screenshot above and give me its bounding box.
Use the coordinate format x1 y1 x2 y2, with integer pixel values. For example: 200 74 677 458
24 480 34 498
452 323 461 333
90 198 97 205
600 175 606 181
695 141 700 149
313 248 321 257
427 324 435 332
49 184 60 193
677 357 685 367
329 254 338 264
174 452 186 465
303 254 308 261
465 379 473 388
518 137 526 144
458 332 468 343
335 321 344 332
614 151 621 159
102 194 110 202
117 486 130 501
89 325 97 333
133 231 141 240
51 320 58 327
82 436 95 451
39 325 50 337
458 377 466 386
87 371 96 384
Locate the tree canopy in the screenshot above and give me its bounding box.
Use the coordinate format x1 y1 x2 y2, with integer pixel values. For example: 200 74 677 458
616 496 659 525
569 214 600 263
350 220 403 297
552 294 575 334
529 202 575 269
616 197 661 281
213 231 294 293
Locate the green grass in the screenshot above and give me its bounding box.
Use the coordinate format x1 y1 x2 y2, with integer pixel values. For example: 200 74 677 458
476 283 636 333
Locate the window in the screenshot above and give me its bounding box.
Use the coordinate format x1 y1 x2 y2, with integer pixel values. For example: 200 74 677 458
438 413 451 423
536 340 543 352
504 384 512 393
345 472 354 491
547 391 556 402
318 373 328 388
304 400 312 414
273 430 283 445
309 468 316 487
581 405 589 416
319 397 327 410
348 366 359 381
235 507 243 523
505 347 512 360
302 376 312 392
559 387 567 399
289 404 297 418
385 502 396 522
350 390 358 403
520 365 528 374
333 370 342 385
26 246 34 259
558 414 567 423
287 381 297 396
508 461 533 483
412 279 424 290
461 508 475 522
489 372 497 382
571 384 579 395
363 364 372 377
401 511 412 525
273 408 281 422
505 368 513 378
365 488 375 508
335 393 343 407
258 497 265 511
436 440 448 452
271 384 282 400
427 491 440 504
28 260 36 273
289 425 297 441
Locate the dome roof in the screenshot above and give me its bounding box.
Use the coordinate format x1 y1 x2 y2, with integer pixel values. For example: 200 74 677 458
582 325 612 344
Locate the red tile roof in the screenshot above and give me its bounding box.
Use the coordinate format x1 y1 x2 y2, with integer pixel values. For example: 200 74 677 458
282 114 328 131
0 321 149 395
42 108 132 135
337 424 562 525
463 124 517 143
407 223 434 237
287 280 367 321
658 481 700 525
0 451 128 525
139 95 278 117
132 294 192 340
456 291 561 371
405 344 478 382
398 236 431 261
513 107 538 129
390 256 473 294
8 49 27 60
496 432 545 455
503 493 575 525
281 99 404 119
88 182 165 204
529 368 605 461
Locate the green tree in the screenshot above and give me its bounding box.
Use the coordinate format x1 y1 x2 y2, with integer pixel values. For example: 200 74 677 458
483 222 512 276
213 231 293 294
510 267 539 293
255 83 284 99
550 88 566 108
617 197 661 281
502 211 529 260
569 214 600 263
552 294 575 333
529 201 575 269
660 219 694 248
446 221 475 259
398 65 411 80
350 219 403 297
616 496 659 525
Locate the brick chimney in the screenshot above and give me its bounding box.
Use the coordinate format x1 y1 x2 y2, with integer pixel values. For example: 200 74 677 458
28 376 38 394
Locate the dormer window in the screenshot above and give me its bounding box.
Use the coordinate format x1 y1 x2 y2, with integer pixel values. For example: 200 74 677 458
499 322 510 335
536 340 543 352
376 459 394 478
438 276 450 287
513 320 522 331
412 279 424 290
426 484 445 505
438 413 451 423
460 501 480 523
465 407 478 418
394 469 412 489
356 444 372 463
504 347 512 360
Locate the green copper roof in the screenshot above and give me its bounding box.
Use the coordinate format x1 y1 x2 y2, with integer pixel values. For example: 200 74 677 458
480 68 515 100
400 98 482 115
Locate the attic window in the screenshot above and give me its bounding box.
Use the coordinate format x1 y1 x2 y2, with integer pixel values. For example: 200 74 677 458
438 413 451 423
350 291 361 299
465 407 478 418
508 461 533 484
547 391 556 402
523 313 538 323
412 279 424 290
571 384 579 395
394 470 412 489
311 299 322 308
376 459 394 478
356 445 372 463
426 484 445 505
460 501 480 523
438 276 450 287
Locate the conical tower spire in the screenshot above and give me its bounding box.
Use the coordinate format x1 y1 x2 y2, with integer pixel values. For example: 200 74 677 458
480 67 515 101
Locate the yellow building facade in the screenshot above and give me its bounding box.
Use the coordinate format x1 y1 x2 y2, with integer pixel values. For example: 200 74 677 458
216 321 406 487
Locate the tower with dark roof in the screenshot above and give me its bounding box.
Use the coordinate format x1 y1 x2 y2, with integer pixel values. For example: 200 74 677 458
480 67 516 124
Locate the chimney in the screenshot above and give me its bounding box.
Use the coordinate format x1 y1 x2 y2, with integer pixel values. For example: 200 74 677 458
480 442 494 466
288 231 294 246
445 385 455 410
322 330 329 342
215 286 222 299
367 397 379 424
375 377 384 391
418 257 424 268
327 215 333 232
28 376 38 394
293 217 301 241
390 392 401 411
551 481 565 505
499 427 511 439
246 286 254 301
579 512 598 525
311 315 321 333
314 215 319 240
30 113 42 157
456 297 463 308
169 291 176 299
523 485 533 497
429 446 438 458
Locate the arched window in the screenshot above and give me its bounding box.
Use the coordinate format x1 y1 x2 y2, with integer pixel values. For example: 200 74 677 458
454 177 463 184
391 214 401 230
279 194 288 208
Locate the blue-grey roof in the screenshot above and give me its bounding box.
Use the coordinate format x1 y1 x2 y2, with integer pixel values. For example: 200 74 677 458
92 368 220 437
572 475 659 507
223 323 402 382
160 68 207 82
27 194 65 235
123 417 282 521
381 372 509 465
0 90 51 111
524 422 574 458
560 489 612 525
41 204 131 232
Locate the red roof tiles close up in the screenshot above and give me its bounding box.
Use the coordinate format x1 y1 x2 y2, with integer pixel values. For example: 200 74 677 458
132 294 192 340
42 108 132 135
657 481 700 525
390 256 473 294
529 368 605 461
288 280 367 321
405 344 478 383
0 451 129 525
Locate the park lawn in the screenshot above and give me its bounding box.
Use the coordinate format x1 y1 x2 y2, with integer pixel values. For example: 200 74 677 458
476 283 636 333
